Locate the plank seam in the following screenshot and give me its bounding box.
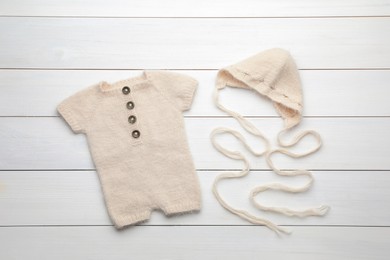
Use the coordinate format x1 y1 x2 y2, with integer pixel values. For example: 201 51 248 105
1 68 390 71
0 224 388 228
1 15 390 19
1 116 390 118
0 169 389 172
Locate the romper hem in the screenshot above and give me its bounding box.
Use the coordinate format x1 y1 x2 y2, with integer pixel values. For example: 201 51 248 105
114 210 152 229
162 201 201 216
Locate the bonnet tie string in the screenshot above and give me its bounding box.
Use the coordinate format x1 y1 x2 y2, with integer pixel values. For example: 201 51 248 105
251 128 330 217
210 81 329 234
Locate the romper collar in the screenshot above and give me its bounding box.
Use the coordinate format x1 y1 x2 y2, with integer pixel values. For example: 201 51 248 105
98 70 152 92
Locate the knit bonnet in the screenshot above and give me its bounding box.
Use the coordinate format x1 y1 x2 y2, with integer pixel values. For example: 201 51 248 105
210 48 330 234
216 48 302 129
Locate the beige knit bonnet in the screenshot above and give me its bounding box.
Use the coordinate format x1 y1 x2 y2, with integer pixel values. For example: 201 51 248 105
210 48 330 234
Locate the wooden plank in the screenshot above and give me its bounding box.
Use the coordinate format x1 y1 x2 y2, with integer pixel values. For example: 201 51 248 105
0 170 389 226
0 117 389 170
0 17 389 69
1 70 389 117
0 226 388 259
1 0 389 17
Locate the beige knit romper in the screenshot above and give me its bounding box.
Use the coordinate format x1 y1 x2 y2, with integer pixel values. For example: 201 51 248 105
57 70 201 228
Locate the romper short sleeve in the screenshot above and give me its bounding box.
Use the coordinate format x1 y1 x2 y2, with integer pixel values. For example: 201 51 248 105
145 70 198 112
57 84 101 134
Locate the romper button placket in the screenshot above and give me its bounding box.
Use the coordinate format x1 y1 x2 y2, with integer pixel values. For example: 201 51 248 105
122 85 140 139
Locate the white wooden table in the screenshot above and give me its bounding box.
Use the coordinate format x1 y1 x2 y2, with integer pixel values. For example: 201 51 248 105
0 1 389 259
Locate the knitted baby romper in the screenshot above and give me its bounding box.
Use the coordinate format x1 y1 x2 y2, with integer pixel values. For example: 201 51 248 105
57 70 201 228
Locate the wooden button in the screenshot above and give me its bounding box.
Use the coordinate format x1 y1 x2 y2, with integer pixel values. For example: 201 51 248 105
128 115 137 124
126 101 134 110
132 130 140 138
122 86 130 95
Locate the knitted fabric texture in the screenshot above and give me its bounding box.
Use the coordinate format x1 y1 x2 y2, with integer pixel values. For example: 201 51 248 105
57 70 201 229
210 48 330 234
